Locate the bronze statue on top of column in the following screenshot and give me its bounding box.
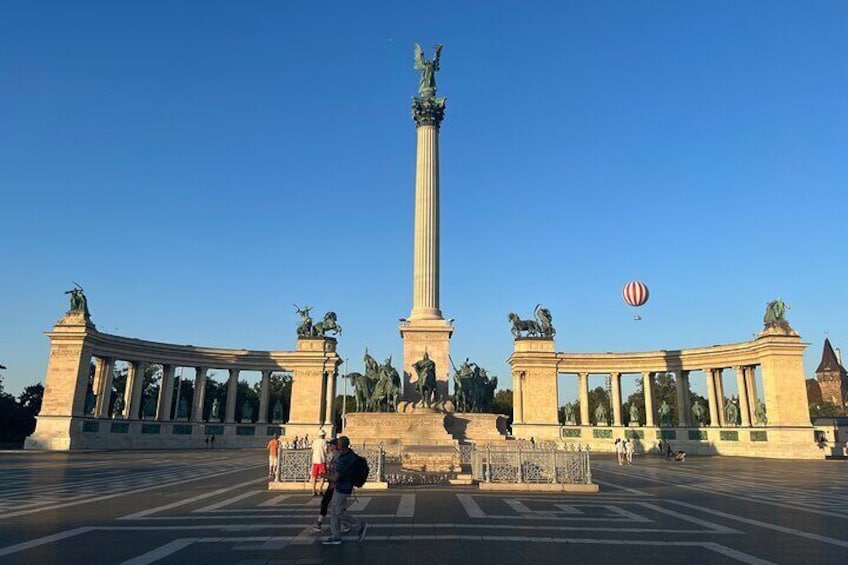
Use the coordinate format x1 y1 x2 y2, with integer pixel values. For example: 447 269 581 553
412 43 447 128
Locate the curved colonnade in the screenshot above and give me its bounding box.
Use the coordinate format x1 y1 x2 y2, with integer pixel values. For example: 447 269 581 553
27 312 340 450
509 327 822 458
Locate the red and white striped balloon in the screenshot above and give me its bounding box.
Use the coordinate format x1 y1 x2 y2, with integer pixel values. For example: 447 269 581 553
622 281 650 307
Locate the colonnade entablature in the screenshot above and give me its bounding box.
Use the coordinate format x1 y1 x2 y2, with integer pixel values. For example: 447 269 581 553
27 311 341 450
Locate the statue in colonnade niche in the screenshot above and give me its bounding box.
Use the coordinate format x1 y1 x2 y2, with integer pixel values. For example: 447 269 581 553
594 403 608 426
241 401 254 423
724 398 739 426
763 298 790 326
658 400 673 427
210 398 221 421
113 394 124 418
64 283 89 316
754 399 767 425
272 400 284 422
629 403 640 426
143 396 156 419
561 401 575 424
692 399 706 425
177 397 189 419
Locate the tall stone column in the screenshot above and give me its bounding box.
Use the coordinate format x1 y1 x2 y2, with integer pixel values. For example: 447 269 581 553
323 370 336 430
192 367 207 423
225 368 239 423
705 368 720 427
124 361 146 420
735 366 751 426
610 372 623 426
643 372 656 427
715 370 726 426
258 370 271 424
578 372 590 425
156 364 175 421
676 371 689 427
94 357 114 419
512 371 525 424
745 366 759 413
400 59 453 402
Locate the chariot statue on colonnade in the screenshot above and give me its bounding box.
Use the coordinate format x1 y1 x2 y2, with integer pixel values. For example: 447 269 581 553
508 305 556 338
294 305 342 337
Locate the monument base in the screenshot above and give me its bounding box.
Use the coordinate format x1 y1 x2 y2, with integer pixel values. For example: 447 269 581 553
402 445 460 472
399 319 453 403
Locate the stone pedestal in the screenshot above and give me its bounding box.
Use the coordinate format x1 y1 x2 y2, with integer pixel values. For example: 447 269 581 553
402 445 460 472
399 319 453 401
343 412 456 451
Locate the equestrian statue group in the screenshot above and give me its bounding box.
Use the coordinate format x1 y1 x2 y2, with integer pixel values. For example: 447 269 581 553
348 350 402 412
294 304 342 338
508 304 556 338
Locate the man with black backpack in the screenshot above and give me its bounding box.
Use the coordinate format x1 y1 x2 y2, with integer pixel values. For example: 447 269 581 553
322 435 369 545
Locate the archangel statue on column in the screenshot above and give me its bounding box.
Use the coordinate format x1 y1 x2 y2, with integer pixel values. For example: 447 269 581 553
414 43 442 98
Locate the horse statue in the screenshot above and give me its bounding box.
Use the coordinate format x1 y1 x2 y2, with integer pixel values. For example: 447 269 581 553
412 351 437 407
294 304 313 337
454 359 476 412
508 312 541 338
349 372 374 413
372 357 401 412
311 311 342 337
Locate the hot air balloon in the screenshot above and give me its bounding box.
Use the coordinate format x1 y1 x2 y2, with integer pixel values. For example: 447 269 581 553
622 281 649 320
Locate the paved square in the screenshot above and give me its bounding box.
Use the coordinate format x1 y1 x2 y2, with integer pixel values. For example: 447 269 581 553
1 450 847 564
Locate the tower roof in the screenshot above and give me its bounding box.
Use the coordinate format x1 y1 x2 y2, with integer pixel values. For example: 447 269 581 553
815 338 846 374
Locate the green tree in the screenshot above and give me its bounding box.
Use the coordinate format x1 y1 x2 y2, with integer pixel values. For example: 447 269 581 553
491 389 513 418
253 372 292 422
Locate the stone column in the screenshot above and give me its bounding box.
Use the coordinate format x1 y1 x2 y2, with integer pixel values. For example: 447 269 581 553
578 372 590 425
704 368 720 427
225 368 239 423
643 372 656 427
512 371 525 424
323 369 336 430
156 364 175 421
676 371 689 427
410 126 442 321
715 370 726 426
258 370 271 424
735 366 751 426
124 361 146 420
94 357 114 419
192 367 208 422
610 372 623 426
745 366 759 411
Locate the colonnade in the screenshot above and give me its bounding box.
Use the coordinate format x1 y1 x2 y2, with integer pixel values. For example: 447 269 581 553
27 311 341 450
555 366 762 427
509 328 812 439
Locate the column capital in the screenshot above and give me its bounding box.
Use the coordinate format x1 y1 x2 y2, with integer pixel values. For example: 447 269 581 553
412 96 446 127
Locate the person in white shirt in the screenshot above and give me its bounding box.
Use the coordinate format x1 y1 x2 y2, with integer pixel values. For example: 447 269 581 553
311 430 328 496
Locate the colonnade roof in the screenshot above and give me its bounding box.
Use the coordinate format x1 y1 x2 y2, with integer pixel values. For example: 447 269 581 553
50 325 339 372
553 336 808 374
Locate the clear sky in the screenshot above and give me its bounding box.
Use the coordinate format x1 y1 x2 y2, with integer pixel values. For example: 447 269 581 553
1 1 846 401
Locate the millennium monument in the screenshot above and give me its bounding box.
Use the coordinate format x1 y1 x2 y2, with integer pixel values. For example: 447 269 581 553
399 43 454 403
26 45 823 461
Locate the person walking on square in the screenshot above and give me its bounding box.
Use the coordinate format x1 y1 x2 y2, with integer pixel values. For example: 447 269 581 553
311 430 328 496
266 433 280 478
625 438 634 464
322 436 367 545
313 438 339 532
614 438 624 465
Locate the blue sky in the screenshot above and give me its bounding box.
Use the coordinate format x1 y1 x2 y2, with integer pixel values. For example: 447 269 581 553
1 1 846 402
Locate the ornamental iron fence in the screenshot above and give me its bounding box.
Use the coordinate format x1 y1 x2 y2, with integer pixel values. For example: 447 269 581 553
274 445 385 483
471 445 592 485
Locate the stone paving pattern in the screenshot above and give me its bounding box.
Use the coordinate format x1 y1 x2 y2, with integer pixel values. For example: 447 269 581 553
1 450 847 564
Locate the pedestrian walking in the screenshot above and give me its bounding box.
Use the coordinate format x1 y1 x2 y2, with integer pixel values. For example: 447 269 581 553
266 433 280 478
625 438 634 464
614 438 624 465
311 430 328 496
322 436 368 545
313 438 339 532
